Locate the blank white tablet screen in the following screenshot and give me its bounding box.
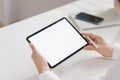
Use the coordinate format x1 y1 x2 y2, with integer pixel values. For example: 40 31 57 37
28 18 88 67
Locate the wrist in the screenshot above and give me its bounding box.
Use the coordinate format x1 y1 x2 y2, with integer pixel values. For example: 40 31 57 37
38 67 50 74
101 46 113 57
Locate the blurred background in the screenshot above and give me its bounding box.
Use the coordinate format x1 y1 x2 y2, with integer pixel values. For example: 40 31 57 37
0 0 74 26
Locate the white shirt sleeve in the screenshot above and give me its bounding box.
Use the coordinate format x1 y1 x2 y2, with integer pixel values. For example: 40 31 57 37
38 71 61 80
112 43 120 60
101 43 120 80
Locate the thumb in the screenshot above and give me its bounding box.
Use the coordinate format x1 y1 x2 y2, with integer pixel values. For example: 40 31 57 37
29 43 37 52
84 46 97 51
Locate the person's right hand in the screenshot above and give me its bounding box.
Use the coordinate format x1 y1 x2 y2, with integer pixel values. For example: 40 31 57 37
81 32 113 57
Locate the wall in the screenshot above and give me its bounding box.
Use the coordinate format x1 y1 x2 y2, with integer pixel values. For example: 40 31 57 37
0 0 74 25
0 0 10 24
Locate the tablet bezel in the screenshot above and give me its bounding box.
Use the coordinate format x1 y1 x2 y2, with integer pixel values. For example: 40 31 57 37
26 17 89 68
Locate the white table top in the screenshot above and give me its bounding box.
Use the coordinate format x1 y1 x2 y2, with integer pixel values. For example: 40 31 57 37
0 0 119 80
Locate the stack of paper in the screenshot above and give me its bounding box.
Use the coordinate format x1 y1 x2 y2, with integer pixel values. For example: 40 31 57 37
70 8 120 30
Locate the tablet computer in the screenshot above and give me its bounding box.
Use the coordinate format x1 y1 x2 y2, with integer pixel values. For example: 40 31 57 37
26 17 88 68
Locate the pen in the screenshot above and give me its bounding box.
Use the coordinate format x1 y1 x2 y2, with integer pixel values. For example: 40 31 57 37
86 36 99 48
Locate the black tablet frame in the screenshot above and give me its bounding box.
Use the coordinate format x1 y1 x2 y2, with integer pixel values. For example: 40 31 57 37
26 17 89 68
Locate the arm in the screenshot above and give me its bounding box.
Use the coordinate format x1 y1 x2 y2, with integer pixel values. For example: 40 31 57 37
82 32 120 80
82 32 120 60
112 43 120 59
29 43 61 80
102 44 120 80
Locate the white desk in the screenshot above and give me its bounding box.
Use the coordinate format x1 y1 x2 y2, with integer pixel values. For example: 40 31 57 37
0 0 119 80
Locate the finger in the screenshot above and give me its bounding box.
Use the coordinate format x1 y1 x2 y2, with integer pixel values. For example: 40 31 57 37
29 43 37 52
81 32 101 41
81 32 95 39
84 46 96 50
81 32 92 37
29 43 45 58
81 32 92 42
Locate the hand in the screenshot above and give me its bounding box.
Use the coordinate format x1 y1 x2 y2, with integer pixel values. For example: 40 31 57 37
81 32 113 57
114 0 120 14
29 43 50 74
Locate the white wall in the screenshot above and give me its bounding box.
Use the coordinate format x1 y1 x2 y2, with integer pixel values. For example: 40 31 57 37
0 0 74 25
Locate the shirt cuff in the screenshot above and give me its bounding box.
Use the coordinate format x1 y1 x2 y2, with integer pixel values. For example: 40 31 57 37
39 71 60 80
112 43 120 60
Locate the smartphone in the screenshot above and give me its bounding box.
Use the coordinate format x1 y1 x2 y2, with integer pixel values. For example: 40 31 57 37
76 12 104 25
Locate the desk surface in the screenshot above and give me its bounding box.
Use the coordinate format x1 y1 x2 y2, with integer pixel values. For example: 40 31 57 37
0 0 118 80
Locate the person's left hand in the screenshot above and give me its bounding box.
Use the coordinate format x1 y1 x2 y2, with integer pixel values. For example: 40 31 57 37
29 43 50 74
